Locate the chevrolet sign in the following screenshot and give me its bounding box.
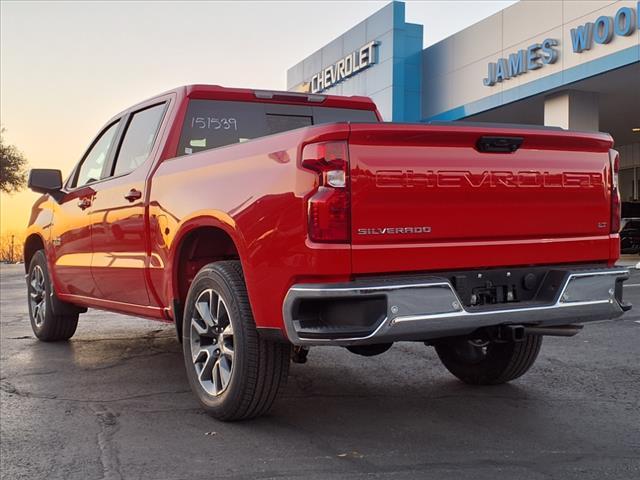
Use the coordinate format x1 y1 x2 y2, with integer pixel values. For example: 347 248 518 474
309 41 379 94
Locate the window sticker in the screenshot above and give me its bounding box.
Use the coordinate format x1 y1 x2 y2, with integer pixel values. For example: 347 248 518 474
190 139 207 147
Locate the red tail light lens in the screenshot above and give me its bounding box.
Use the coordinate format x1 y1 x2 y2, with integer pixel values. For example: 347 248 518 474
302 141 350 243
610 149 621 233
307 187 349 242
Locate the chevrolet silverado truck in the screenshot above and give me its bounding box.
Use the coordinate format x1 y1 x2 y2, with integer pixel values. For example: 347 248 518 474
25 85 630 420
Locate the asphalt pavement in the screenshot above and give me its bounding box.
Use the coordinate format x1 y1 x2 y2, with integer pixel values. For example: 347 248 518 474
1 264 639 480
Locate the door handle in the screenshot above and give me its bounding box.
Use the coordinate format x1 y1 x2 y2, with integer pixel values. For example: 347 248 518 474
124 189 142 202
77 197 92 210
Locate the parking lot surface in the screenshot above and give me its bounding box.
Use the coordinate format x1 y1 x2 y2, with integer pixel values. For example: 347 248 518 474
1 264 639 479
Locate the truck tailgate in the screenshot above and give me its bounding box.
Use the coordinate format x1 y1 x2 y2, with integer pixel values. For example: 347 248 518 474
348 123 617 274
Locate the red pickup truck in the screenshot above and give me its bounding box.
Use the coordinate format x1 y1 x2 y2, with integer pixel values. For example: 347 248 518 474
25 85 630 420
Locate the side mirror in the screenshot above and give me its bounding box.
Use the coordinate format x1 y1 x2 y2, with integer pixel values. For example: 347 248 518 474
28 169 63 195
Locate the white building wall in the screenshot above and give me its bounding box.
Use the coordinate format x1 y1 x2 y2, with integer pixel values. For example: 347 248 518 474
422 0 640 119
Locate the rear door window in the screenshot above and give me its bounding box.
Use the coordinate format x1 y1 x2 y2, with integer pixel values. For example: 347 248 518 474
112 103 166 176
178 100 377 156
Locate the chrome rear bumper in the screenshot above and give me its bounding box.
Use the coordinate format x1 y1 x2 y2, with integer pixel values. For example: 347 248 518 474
282 268 630 346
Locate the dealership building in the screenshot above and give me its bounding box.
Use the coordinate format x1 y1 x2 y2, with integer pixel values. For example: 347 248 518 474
287 0 640 201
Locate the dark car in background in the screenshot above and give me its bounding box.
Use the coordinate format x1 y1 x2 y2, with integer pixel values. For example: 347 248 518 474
621 218 640 254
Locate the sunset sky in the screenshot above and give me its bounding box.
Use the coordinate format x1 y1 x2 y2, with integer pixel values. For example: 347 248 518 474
0 0 514 237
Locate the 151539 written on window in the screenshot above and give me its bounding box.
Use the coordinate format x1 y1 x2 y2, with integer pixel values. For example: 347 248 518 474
190 117 238 130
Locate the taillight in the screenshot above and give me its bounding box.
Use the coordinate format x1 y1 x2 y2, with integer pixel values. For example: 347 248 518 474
610 149 621 233
301 141 350 243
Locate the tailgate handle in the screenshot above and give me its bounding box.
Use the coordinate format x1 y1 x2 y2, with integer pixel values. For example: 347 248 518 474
476 136 523 153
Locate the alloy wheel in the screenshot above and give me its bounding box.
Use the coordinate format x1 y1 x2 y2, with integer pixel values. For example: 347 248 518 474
190 288 235 396
29 265 47 328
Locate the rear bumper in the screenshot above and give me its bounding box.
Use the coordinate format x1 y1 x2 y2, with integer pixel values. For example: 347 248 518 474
282 267 630 346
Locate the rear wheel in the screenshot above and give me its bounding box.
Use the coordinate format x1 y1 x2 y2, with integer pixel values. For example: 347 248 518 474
27 250 79 341
435 334 542 385
182 260 290 421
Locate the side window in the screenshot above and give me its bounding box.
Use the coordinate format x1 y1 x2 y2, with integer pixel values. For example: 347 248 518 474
73 121 120 188
112 103 166 177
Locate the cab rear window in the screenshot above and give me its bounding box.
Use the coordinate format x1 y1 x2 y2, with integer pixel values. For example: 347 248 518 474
177 100 377 156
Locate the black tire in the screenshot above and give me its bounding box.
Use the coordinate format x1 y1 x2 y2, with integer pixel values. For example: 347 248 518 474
27 250 79 341
435 334 542 385
182 260 290 421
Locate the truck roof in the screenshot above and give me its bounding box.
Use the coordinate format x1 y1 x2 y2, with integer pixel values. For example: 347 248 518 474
142 84 378 111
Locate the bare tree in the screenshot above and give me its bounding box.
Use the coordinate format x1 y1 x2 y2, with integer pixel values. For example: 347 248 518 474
0 127 28 194
0 233 24 263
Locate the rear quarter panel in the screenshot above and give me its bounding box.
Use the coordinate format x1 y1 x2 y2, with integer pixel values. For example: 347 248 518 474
149 124 352 328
